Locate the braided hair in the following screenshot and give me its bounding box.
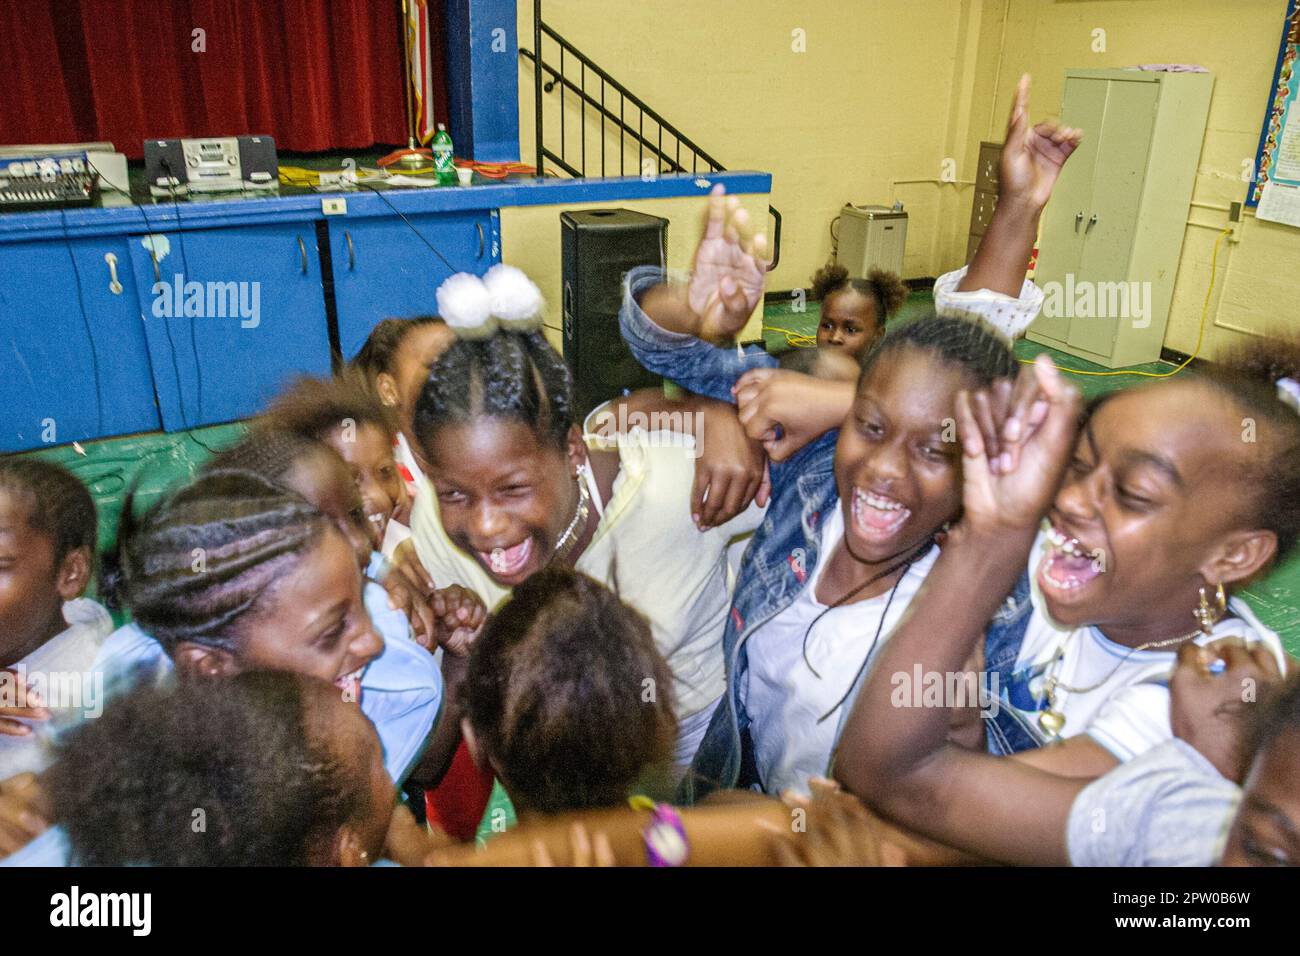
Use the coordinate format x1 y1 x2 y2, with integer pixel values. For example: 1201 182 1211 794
861 312 1018 387
201 428 326 486
101 470 331 655
413 329 575 453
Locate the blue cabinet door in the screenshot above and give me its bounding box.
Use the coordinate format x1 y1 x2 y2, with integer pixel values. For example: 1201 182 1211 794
330 209 498 359
126 222 333 430
0 236 160 452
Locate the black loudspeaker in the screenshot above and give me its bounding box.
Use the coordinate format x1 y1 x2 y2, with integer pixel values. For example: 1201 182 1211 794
237 135 278 187
143 139 186 193
561 208 667 416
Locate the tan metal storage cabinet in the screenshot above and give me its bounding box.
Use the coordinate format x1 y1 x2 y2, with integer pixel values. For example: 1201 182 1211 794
1026 69 1213 368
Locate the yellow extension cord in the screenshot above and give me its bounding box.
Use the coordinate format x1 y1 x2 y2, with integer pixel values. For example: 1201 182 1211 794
762 324 817 349
1019 227 1233 378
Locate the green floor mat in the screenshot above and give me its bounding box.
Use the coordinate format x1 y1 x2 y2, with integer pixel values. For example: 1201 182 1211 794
475 780 517 844
15 424 245 621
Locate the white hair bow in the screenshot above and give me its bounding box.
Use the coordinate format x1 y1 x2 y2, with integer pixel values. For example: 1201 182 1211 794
435 264 545 339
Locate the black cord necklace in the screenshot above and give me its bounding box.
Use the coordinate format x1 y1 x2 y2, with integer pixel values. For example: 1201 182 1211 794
798 535 936 723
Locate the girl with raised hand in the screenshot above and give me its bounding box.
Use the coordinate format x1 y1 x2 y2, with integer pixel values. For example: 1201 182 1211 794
833 333 1299 862
618 76 1079 801
399 264 769 770
621 76 1074 406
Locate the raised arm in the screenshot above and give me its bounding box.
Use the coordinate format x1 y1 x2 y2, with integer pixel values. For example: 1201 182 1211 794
832 356 1089 864
732 367 855 462
620 186 777 403
958 74 1080 297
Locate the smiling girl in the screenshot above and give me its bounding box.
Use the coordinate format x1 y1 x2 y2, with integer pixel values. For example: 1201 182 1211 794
263 373 411 552
92 431 470 787
620 76 1077 799
352 316 458 501
833 335 1299 860
402 264 769 768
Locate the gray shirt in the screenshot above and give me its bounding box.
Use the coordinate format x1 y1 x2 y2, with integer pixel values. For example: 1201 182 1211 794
1067 738 1239 866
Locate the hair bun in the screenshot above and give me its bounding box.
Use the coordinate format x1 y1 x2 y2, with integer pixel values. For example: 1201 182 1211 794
436 273 496 339
484 264 545 331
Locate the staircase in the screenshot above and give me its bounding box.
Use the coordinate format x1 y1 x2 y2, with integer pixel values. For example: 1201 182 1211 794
519 1 781 267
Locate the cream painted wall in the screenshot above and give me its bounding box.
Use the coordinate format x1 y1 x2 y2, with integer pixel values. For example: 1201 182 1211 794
500 192 771 352
970 0 1298 359
517 0 989 291
515 0 1297 359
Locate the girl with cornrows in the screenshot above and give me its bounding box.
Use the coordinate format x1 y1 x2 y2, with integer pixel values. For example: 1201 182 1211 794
398 263 767 770
622 76 1077 800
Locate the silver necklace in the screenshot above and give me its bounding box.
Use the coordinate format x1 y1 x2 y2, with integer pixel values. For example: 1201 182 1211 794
553 470 592 563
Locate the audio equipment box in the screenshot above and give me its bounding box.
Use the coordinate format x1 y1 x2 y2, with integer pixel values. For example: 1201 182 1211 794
0 152 99 212
144 136 278 196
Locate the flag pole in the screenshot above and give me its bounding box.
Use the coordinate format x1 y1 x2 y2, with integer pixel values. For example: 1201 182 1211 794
397 0 432 170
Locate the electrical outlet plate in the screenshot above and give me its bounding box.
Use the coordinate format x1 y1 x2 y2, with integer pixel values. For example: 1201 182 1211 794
321 197 347 215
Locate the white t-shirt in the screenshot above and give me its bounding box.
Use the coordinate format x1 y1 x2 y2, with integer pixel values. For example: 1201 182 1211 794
744 503 939 795
409 428 763 732
1009 531 1287 762
0 598 113 778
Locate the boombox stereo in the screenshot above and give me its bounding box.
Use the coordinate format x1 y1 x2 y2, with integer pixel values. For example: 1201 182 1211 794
144 136 278 196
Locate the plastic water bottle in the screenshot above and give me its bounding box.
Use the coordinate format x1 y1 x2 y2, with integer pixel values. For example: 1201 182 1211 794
432 124 455 185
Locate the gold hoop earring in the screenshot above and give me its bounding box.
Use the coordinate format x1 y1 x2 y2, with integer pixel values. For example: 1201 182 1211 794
1194 582 1227 635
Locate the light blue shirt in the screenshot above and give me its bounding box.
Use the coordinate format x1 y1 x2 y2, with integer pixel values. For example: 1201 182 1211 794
5 562 443 868
1 825 70 866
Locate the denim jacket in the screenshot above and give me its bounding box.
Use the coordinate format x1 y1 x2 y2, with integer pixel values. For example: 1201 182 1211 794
620 265 1046 800
980 570 1042 755
621 266 841 800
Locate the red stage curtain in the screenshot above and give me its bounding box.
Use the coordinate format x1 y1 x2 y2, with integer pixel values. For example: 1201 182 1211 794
0 0 439 158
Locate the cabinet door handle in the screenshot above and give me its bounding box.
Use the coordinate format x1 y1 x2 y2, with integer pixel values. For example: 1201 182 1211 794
298 236 308 274
1074 211 1084 233
1085 213 1098 234
104 252 123 295
475 222 485 259
345 231 355 271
